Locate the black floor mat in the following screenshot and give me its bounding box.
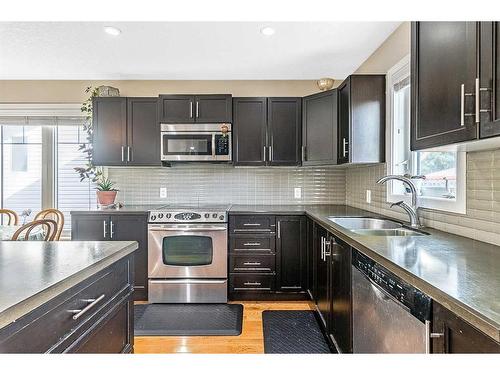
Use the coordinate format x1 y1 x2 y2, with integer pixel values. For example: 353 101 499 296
262 310 332 354
134 303 243 336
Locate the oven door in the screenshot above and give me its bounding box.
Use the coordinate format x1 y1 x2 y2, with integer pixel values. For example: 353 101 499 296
161 132 215 161
148 224 227 279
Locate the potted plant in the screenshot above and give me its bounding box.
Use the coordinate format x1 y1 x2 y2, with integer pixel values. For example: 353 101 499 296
96 177 119 206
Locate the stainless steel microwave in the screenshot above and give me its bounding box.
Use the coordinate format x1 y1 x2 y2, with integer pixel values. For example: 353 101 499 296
160 123 232 162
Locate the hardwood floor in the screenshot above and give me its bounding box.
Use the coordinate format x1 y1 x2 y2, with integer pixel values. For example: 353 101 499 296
134 301 315 354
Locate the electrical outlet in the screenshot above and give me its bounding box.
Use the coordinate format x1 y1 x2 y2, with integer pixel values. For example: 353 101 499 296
160 187 167 198
294 187 302 199
366 189 371 204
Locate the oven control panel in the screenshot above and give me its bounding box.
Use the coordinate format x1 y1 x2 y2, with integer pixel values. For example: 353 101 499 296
148 210 227 223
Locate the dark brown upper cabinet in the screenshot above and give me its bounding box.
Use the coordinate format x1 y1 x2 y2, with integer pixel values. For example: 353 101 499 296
158 94 232 123
92 97 160 166
411 22 479 150
337 75 385 164
302 90 338 165
479 22 500 139
233 97 301 166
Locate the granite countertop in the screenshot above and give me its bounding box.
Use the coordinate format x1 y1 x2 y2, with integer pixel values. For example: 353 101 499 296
230 204 500 342
70 205 154 215
0 241 138 330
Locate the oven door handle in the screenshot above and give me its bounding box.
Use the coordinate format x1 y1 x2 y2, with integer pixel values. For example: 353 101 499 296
148 225 228 231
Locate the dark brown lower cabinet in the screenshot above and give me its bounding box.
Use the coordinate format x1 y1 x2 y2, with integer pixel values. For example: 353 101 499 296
71 212 148 301
432 302 500 353
0 254 134 353
228 214 307 300
315 225 331 329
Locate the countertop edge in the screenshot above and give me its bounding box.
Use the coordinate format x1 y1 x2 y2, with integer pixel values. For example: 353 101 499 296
0 241 138 331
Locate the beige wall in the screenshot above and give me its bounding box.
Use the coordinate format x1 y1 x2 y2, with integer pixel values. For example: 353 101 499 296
355 22 410 74
0 80 323 103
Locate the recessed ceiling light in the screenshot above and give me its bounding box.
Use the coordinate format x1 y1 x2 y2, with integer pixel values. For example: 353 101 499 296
104 26 121 36
260 27 275 36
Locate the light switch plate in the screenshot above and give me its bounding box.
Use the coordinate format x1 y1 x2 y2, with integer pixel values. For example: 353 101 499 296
160 187 167 198
366 189 371 204
294 187 302 199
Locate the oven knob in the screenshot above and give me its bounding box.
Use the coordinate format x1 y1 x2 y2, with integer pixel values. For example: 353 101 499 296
205 213 210 218
212 213 218 218
219 215 224 220
150 215 157 221
158 213 164 219
166 213 171 219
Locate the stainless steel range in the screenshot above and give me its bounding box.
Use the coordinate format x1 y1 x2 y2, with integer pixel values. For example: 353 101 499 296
147 204 230 303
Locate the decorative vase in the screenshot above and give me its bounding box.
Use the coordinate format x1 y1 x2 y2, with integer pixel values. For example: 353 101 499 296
96 85 120 97
317 78 335 91
96 191 117 206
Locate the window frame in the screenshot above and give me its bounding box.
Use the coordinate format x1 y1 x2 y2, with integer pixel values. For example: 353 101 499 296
386 55 466 214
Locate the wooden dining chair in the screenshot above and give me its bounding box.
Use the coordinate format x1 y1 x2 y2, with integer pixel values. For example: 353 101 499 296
34 209 65 240
0 209 19 225
11 219 58 241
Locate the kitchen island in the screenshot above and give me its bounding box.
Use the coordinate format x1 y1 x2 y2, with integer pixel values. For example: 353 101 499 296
0 240 138 353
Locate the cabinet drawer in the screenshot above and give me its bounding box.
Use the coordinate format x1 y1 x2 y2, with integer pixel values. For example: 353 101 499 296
230 215 275 233
230 254 275 273
230 274 275 292
230 235 275 254
0 258 131 353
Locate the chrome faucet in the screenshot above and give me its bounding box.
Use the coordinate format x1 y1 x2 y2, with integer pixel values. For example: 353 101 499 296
376 174 424 228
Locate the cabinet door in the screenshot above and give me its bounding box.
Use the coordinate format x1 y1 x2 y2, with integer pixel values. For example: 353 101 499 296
275 216 306 292
110 214 148 301
432 302 500 353
71 214 108 241
337 80 350 164
127 98 161 166
194 95 232 123
479 22 500 138
302 90 338 165
330 237 352 353
158 95 194 123
411 22 478 150
233 98 267 166
315 225 331 330
92 97 127 166
306 219 315 300
268 98 302 166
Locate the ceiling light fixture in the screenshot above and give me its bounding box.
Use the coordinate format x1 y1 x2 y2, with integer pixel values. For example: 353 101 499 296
260 27 275 36
104 26 121 36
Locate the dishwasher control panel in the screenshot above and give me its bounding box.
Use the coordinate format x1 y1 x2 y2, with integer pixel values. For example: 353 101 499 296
352 249 431 322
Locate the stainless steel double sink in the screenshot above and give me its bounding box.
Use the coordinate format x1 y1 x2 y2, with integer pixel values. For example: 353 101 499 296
327 217 429 237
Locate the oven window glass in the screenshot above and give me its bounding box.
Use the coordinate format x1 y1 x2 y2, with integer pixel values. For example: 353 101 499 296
163 135 212 155
162 235 213 266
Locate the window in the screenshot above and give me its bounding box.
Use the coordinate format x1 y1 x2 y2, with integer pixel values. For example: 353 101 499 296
0 113 96 234
387 56 466 214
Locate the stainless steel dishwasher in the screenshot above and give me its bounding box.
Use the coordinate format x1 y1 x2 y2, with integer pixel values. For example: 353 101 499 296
352 249 432 353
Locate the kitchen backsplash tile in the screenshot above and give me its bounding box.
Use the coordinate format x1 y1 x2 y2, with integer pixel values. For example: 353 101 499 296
109 164 346 206
345 149 500 246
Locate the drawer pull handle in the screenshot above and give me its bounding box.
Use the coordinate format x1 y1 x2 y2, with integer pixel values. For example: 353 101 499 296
243 242 261 246
68 294 106 320
243 262 261 266
243 223 261 226
234 267 271 271
234 287 271 291
243 281 261 286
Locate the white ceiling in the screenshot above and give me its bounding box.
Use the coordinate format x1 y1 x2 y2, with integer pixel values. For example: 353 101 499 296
0 22 401 80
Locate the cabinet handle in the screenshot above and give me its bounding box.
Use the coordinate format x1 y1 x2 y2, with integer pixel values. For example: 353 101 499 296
302 146 306 162
190 101 193 118
475 77 480 124
68 294 106 320
127 146 131 162
243 262 262 266
277 221 281 238
243 223 261 226
110 220 114 239
103 220 107 238
460 84 465 126
324 239 331 258
263 146 266 162
243 242 261 246
196 101 199 118
121 146 125 162
343 138 348 157
320 236 325 261
244 282 261 286
269 145 272 161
